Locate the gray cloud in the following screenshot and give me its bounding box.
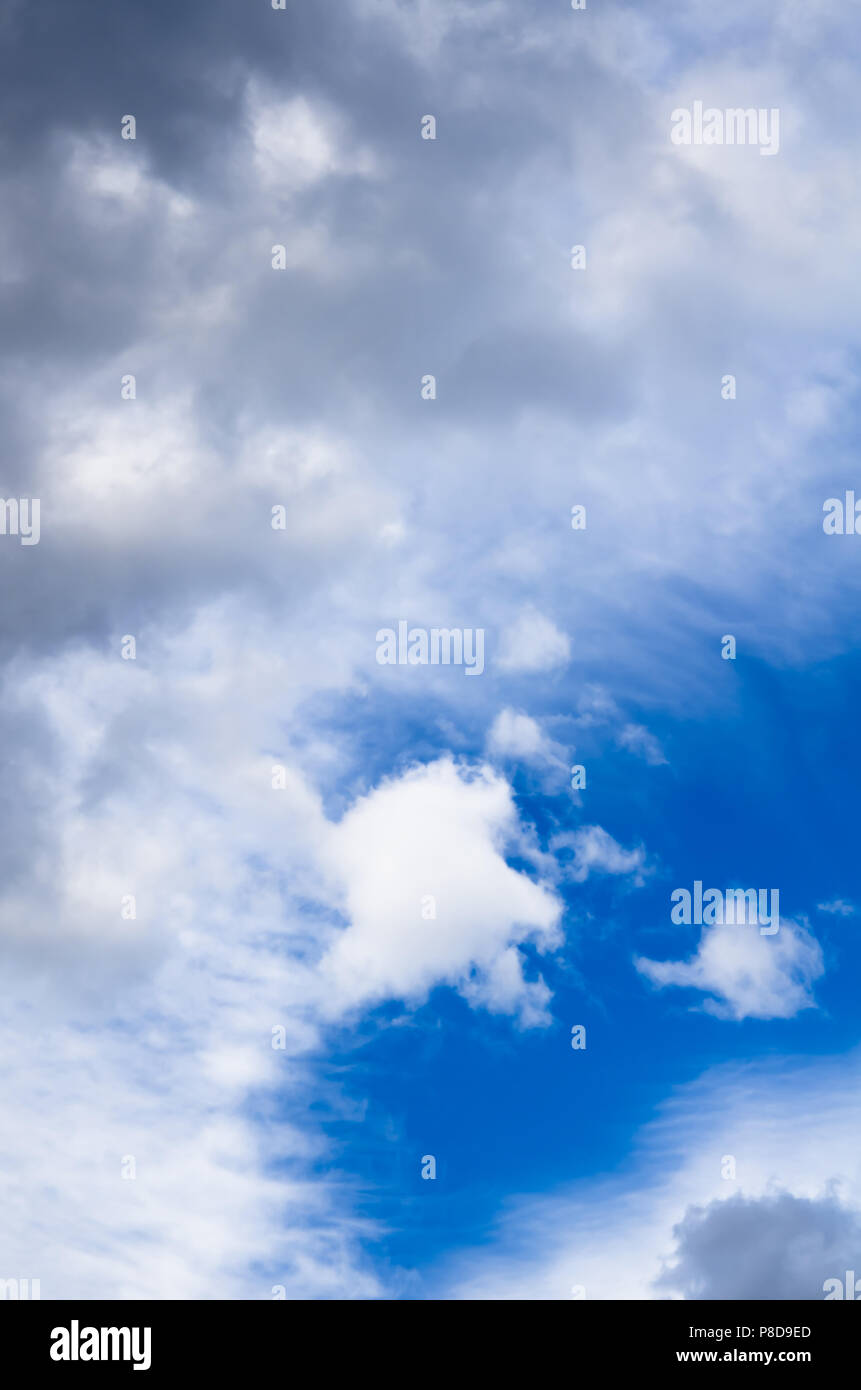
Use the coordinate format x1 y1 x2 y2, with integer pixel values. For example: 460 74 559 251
2 0 860 695
656 1192 861 1300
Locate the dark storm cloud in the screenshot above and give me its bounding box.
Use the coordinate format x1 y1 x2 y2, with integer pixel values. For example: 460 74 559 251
0 0 625 394
0 0 856 689
0 0 637 667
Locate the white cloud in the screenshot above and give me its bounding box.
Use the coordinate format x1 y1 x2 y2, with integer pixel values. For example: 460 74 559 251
636 918 824 1020
0 627 579 1292
63 134 195 225
246 86 378 193
0 628 387 1298
495 610 571 674
486 708 564 768
551 825 648 886
317 757 563 1026
0 1003 381 1301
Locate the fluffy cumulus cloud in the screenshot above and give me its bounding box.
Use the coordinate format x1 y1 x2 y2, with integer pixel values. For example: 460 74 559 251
317 757 563 1024
656 1192 861 1300
635 919 824 1020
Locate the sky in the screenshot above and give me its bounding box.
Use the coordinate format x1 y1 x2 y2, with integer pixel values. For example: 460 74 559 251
2 0 861 1301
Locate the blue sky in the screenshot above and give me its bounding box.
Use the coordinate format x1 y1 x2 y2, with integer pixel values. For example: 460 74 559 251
309 651 861 1295
2 0 861 1301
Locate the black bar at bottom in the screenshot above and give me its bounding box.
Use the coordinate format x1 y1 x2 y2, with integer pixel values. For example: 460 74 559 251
1 1298 855 1375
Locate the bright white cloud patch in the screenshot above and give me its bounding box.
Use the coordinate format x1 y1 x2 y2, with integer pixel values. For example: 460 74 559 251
318 757 563 1025
635 918 824 1020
